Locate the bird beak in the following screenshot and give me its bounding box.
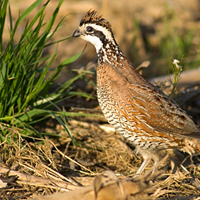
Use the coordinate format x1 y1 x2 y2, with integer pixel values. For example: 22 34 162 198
73 28 83 37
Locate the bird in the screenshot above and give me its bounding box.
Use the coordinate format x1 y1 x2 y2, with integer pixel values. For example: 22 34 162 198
73 10 200 174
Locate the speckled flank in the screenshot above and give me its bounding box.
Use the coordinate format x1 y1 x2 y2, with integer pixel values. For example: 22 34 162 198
73 10 200 173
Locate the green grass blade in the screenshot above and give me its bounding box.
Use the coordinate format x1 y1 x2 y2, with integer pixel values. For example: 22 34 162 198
20 49 57 112
59 44 87 67
0 0 9 53
0 61 6 88
8 4 13 32
12 0 44 34
44 0 64 35
50 112 75 145
45 36 72 47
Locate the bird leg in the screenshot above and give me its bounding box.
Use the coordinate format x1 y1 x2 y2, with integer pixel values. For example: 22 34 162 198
135 156 151 175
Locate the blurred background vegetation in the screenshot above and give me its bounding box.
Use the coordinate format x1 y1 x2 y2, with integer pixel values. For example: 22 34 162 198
4 0 200 76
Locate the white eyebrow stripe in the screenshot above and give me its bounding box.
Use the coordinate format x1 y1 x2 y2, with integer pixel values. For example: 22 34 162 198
81 23 114 43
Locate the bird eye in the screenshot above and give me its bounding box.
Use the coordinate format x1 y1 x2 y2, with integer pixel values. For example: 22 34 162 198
86 26 93 32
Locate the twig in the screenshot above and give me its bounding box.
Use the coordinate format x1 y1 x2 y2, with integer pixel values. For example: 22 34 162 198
0 166 78 191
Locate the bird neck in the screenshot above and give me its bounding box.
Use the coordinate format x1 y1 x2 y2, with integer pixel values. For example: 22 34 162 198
96 41 125 66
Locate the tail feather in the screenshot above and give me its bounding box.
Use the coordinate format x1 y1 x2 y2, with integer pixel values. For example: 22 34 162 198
181 138 200 154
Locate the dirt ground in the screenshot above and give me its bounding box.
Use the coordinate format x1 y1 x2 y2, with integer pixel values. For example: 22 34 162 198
1 0 200 199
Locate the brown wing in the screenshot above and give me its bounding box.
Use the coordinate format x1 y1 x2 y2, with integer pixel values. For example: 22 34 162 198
106 59 200 139
127 82 200 138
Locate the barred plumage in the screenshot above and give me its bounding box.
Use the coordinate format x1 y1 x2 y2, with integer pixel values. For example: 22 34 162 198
73 10 200 174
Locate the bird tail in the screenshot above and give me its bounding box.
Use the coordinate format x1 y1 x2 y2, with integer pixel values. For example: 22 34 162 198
181 138 200 154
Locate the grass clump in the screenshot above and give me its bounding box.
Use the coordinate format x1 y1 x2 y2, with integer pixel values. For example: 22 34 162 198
0 0 92 139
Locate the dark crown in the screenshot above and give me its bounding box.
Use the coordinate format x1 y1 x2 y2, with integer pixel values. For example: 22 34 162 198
80 10 112 32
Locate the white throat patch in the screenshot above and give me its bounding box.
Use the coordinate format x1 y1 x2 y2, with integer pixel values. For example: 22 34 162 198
80 34 102 52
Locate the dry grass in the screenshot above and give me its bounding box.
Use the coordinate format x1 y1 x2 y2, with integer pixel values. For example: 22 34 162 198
0 76 200 199
1 110 200 199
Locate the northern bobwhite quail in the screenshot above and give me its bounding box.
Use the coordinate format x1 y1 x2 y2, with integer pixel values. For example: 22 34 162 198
73 10 200 174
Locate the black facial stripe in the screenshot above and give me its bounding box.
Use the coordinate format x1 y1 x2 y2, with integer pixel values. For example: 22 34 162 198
91 29 118 49
92 30 108 47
